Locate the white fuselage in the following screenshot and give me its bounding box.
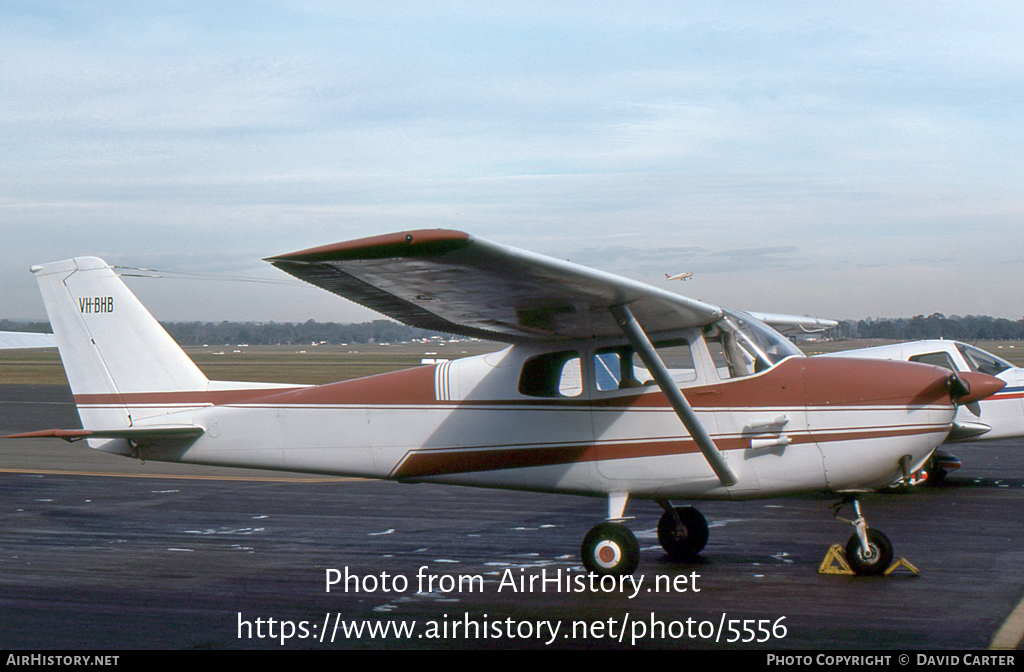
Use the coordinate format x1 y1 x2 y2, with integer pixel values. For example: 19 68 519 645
82 339 956 502
30 254 962 506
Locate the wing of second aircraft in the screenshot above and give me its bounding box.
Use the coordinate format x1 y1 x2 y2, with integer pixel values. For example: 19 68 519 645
747 312 838 334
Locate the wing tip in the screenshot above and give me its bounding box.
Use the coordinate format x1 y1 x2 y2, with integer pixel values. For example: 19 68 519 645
265 229 472 264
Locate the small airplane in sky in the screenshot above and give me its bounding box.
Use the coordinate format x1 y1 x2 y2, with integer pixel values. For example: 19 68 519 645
8 230 1004 576
828 340 1024 482
664 272 693 281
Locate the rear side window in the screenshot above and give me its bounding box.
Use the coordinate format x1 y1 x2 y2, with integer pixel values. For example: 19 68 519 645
519 351 583 397
909 351 958 372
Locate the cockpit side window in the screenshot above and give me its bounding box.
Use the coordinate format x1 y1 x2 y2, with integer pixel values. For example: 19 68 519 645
909 351 958 372
593 340 696 392
519 351 583 397
703 310 802 380
594 347 633 392
704 335 742 379
956 344 1012 376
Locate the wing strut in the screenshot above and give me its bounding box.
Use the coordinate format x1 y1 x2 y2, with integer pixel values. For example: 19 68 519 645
610 304 738 487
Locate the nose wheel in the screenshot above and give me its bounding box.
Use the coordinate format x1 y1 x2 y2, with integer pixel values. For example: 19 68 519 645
844 528 893 575
833 497 894 576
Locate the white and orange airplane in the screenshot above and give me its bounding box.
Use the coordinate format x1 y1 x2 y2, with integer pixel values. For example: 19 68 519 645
8 230 1004 576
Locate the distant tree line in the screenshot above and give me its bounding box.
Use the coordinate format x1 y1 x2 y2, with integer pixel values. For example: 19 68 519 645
1 317 452 345
6 314 1024 344
0 319 52 333
159 319 452 345
830 314 1024 341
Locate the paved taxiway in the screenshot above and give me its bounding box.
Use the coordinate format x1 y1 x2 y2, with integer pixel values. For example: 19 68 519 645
1 385 1023 649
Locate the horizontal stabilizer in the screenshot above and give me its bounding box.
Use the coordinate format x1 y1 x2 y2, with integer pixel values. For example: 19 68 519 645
0 331 56 349
4 425 205 443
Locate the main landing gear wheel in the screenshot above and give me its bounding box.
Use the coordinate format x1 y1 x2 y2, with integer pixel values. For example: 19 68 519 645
845 529 894 576
657 506 709 560
581 522 640 576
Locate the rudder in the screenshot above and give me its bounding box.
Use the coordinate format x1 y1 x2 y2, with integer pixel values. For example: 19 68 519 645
32 257 208 429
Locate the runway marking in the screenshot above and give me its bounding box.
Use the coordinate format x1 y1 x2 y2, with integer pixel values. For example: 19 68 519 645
0 467 360 483
990 593 1024 650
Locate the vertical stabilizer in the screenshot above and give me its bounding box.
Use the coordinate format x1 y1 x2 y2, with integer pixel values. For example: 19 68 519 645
32 257 208 429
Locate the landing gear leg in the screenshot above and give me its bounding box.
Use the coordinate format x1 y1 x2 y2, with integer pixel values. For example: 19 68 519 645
656 500 709 560
832 497 893 576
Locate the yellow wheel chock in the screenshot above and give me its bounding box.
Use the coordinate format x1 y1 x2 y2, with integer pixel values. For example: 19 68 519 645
818 543 919 576
884 557 920 576
819 544 853 574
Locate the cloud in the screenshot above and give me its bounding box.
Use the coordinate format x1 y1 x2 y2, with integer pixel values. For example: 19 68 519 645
2 3 1024 321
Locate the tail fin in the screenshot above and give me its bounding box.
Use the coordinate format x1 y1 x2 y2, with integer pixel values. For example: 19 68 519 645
32 257 208 429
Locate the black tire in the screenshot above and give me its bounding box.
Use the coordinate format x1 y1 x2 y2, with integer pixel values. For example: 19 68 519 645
581 522 640 575
657 506 709 560
845 529 894 576
925 467 948 486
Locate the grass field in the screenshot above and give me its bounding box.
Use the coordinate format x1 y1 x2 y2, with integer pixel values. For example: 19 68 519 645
799 339 1024 366
0 342 503 386
3 339 1024 387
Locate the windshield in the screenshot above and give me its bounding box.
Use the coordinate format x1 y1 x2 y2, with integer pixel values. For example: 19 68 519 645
956 343 1013 376
704 309 803 377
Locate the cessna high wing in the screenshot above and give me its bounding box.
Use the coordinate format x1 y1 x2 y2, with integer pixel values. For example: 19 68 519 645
9 230 1005 576
829 340 1024 482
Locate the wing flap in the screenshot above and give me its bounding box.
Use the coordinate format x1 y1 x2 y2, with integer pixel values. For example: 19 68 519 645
267 230 723 342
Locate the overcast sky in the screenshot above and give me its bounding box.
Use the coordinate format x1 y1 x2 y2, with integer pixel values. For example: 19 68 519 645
3 2 1023 324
